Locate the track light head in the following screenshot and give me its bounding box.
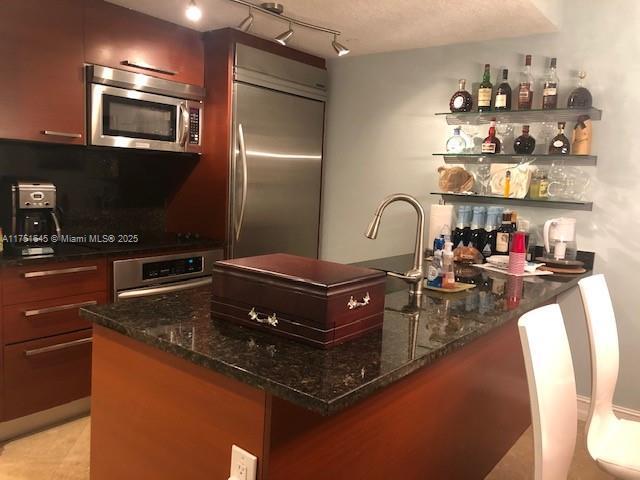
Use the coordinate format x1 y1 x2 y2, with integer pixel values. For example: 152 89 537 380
275 22 294 45
238 9 254 32
332 34 350 56
185 0 202 22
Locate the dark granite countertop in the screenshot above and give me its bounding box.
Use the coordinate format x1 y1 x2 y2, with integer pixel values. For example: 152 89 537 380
0 236 224 267
81 254 590 415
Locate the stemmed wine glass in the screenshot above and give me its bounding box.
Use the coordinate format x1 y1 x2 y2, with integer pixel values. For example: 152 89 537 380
475 158 492 196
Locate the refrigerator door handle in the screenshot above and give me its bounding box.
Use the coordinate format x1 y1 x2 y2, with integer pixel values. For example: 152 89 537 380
235 123 249 242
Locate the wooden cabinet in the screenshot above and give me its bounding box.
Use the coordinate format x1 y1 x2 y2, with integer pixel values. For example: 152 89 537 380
0 0 85 144
1 258 108 420
2 259 108 305
3 329 93 421
84 0 204 87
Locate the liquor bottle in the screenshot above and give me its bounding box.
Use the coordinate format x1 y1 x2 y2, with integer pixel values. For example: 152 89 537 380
567 71 593 108
542 57 559 110
461 206 472 246
446 127 467 153
469 206 487 252
517 55 534 110
481 119 501 154
477 64 493 112
548 122 571 154
483 207 502 257
513 125 536 154
572 115 592 154
494 69 512 111
453 205 468 248
495 212 515 255
449 79 474 112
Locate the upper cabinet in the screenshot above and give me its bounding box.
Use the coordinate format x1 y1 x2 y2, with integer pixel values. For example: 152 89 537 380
84 0 205 87
0 0 85 145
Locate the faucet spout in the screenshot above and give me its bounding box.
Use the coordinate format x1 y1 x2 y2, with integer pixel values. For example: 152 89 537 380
364 194 425 301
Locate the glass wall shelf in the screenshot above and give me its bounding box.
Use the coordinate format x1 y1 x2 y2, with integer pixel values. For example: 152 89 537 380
431 192 593 211
433 153 597 167
435 107 602 125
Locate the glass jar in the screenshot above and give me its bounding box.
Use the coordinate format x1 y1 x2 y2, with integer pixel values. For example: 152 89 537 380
528 170 549 200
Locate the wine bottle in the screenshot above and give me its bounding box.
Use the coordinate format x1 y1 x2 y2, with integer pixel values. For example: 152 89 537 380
517 55 534 110
495 212 515 255
450 79 474 112
453 205 467 248
477 64 493 112
542 57 559 110
567 71 593 108
481 119 501 154
513 125 536 154
548 122 571 154
469 206 487 252
494 69 512 111
482 207 501 258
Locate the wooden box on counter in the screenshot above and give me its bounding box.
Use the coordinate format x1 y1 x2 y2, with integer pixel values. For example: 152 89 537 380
211 254 386 348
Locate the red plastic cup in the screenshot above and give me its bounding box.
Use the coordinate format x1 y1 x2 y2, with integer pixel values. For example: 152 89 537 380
510 231 526 254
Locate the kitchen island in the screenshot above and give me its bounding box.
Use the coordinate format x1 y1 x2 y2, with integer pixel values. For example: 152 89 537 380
81 255 590 480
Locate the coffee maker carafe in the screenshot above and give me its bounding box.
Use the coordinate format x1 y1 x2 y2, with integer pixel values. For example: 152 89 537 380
11 182 61 255
543 217 577 260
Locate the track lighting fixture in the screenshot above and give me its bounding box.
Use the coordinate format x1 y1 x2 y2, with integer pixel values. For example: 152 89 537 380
332 34 350 57
238 7 254 32
185 0 202 22
275 22 294 45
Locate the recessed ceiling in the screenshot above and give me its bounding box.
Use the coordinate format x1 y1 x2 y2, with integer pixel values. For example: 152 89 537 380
108 0 561 58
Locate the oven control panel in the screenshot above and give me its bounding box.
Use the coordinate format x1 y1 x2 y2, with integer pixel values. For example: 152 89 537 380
142 256 203 280
188 107 200 145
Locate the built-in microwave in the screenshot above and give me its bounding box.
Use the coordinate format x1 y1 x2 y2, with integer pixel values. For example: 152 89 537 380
87 65 204 153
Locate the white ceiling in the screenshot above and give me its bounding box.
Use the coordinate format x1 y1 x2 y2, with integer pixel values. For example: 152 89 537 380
108 0 561 59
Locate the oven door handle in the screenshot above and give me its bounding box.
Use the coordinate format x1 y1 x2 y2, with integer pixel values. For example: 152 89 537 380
178 102 190 148
116 277 212 301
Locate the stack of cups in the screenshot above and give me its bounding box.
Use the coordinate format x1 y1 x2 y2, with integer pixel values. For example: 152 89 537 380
508 231 527 275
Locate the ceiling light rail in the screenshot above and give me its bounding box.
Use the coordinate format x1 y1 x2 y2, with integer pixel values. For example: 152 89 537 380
225 0 350 55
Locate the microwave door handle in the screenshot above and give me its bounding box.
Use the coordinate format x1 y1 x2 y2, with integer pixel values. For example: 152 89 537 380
178 102 189 147
235 123 248 242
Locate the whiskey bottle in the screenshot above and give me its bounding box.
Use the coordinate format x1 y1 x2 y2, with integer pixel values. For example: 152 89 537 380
481 119 501 154
478 64 493 112
494 69 512 111
567 71 593 108
542 57 559 110
513 125 536 154
449 79 474 112
548 122 571 154
517 55 534 110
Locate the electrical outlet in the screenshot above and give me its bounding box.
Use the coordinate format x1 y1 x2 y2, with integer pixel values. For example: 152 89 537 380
229 445 257 480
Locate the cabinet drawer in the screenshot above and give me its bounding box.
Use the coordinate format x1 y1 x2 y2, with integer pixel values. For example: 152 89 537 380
2 259 108 305
3 329 92 421
3 292 107 345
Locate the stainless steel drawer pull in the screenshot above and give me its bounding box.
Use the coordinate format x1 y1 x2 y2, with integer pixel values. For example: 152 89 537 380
23 265 98 278
248 308 278 327
347 292 371 310
42 130 82 138
23 300 98 317
121 60 177 76
24 337 92 357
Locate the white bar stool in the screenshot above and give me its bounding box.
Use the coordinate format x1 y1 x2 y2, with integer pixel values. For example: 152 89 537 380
518 304 577 480
578 274 640 479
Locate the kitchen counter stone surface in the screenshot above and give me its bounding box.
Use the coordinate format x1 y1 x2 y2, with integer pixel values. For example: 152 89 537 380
81 255 590 415
0 237 223 267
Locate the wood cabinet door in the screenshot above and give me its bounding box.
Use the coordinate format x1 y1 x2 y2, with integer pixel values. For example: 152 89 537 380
3 329 92 421
0 0 85 144
84 0 204 87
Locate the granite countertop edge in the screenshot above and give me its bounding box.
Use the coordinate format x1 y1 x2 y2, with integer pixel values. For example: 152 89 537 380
81 271 588 416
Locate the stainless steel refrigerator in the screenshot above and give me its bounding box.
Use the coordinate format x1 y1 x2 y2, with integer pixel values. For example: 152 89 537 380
229 44 326 259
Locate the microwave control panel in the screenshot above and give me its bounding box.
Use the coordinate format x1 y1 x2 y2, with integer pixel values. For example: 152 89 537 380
189 107 201 145
142 256 203 280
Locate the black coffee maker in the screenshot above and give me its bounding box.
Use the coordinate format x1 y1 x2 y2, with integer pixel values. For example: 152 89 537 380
9 182 61 255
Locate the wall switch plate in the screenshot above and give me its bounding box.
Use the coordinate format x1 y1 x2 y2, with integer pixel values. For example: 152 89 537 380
229 444 257 480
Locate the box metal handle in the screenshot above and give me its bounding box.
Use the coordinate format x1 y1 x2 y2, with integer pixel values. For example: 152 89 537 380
248 308 278 327
347 292 371 310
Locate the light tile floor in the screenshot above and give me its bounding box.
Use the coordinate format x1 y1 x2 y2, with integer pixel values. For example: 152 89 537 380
0 417 613 479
